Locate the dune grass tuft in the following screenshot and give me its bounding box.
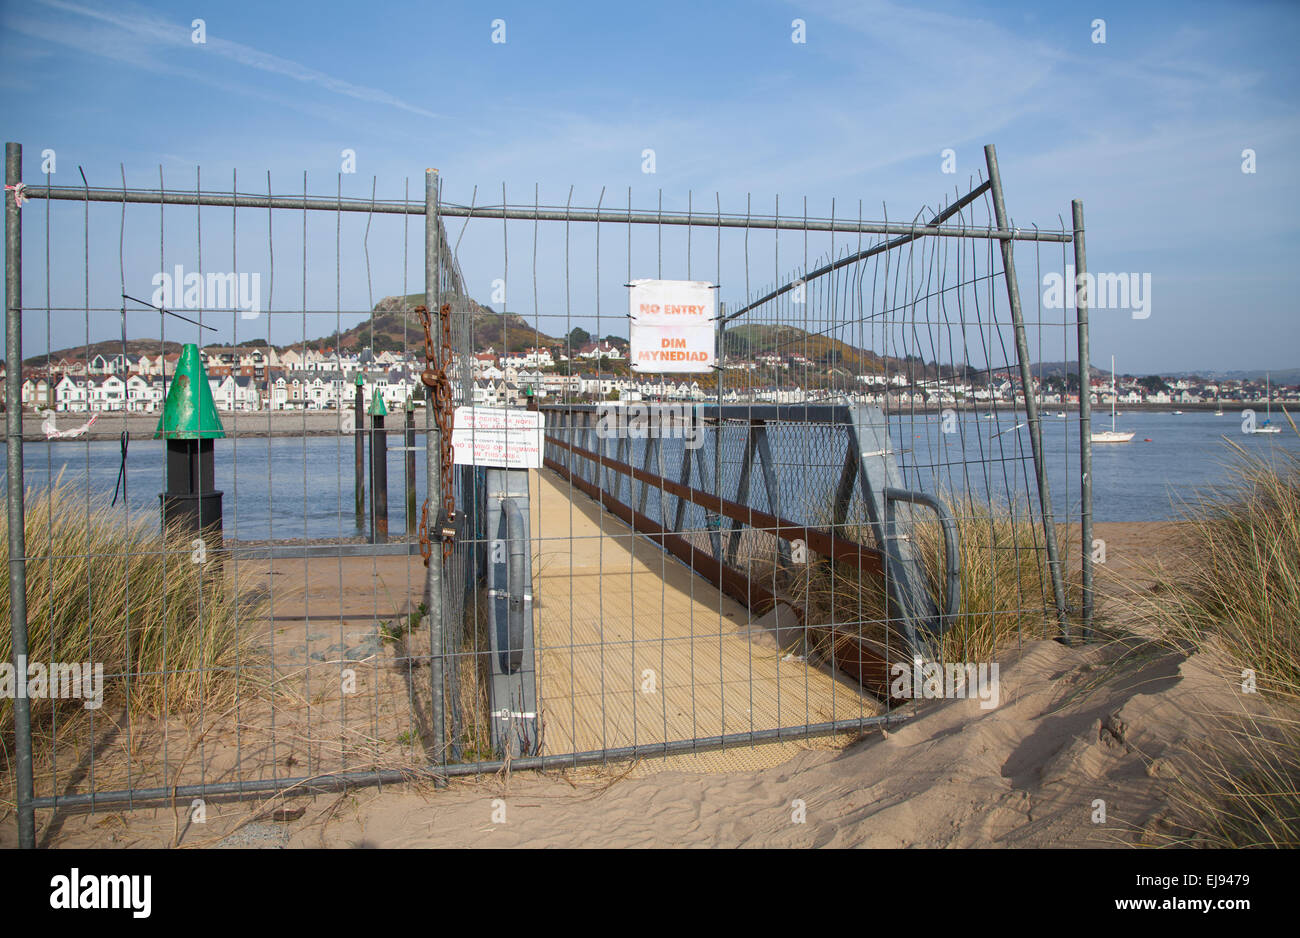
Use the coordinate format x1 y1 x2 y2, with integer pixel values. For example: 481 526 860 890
1154 692 1300 848
1 478 266 741
1129 413 1300 847
1141 436 1300 696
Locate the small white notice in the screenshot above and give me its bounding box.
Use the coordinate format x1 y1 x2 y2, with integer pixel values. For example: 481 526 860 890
628 279 716 373
451 406 544 468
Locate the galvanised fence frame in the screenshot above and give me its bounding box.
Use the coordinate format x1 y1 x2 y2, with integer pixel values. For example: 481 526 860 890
4 141 1094 848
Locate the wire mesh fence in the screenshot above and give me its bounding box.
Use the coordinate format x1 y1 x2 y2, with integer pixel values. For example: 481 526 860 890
4 141 1093 847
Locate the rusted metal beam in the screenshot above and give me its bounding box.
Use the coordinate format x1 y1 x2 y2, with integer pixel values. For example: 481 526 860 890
543 455 775 614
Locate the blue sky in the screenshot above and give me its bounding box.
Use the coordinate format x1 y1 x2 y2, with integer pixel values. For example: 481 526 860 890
2 0 1298 374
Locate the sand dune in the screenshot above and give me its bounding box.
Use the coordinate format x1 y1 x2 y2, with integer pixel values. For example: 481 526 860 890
291 639 1239 849
22 629 1249 849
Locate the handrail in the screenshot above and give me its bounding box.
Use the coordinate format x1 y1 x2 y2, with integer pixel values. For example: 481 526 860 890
543 432 884 576
882 487 961 637
500 496 528 673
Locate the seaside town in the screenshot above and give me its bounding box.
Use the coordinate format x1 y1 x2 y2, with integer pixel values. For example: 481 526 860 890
4 324 1297 414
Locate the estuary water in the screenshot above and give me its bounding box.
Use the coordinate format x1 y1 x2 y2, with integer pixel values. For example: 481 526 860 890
3 410 1296 540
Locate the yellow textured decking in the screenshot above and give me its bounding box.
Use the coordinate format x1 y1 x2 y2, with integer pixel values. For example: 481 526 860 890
526 470 879 756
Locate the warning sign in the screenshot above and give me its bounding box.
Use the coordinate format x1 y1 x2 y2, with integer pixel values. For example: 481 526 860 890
628 279 716 374
451 406 544 468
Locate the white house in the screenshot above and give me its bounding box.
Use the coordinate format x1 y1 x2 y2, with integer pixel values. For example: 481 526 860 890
89 375 127 411
267 375 291 410
125 375 164 412
501 347 555 369
55 375 90 412
577 341 625 361
209 375 262 411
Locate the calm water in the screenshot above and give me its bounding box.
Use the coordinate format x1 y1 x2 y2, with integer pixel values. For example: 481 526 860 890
3 410 1296 538
4 433 431 541
911 409 1299 523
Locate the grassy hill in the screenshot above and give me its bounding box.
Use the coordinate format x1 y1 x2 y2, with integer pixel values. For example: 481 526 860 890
305 294 564 355
24 339 185 368
723 322 975 384
724 323 888 373
30 293 1156 390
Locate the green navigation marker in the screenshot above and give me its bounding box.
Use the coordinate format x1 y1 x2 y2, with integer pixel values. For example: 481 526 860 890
154 343 225 439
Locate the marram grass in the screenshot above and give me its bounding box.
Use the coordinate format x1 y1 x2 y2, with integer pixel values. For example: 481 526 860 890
1 478 266 739
786 496 1062 665
1139 434 1300 695
1152 688 1300 849
1129 414 1300 846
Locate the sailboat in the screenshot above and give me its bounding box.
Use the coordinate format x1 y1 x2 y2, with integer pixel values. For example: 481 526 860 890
1214 390 1223 417
1247 372 1282 434
1092 356 1135 443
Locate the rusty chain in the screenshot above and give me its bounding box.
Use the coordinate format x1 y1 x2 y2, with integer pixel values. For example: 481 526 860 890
415 303 456 565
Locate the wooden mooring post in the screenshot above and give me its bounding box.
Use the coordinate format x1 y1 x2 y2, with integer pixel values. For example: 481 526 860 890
405 397 418 534
354 373 365 530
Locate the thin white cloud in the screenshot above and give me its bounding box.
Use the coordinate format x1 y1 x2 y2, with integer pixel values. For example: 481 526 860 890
3 9 373 134
27 0 438 119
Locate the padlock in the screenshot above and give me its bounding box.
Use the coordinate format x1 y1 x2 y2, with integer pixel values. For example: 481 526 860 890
435 509 458 541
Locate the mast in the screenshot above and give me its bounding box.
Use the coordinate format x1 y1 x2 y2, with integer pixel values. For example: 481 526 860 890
1111 354 1117 433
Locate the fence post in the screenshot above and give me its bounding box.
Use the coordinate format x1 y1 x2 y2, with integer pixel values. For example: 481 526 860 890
5 141 36 849
1073 199 1094 640
983 144 1070 639
424 168 447 781
713 308 725 559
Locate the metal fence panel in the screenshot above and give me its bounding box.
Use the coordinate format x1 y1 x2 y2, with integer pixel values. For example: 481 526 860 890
3 142 1091 846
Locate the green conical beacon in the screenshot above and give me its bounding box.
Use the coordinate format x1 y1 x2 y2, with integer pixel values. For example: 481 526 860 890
367 389 388 417
155 343 225 439
156 343 224 549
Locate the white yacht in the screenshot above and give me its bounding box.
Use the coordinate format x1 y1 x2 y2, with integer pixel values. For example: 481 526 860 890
1092 356 1135 443
1247 373 1283 434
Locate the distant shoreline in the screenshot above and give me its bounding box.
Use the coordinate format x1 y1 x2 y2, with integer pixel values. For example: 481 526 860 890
7 398 1288 442
13 410 420 442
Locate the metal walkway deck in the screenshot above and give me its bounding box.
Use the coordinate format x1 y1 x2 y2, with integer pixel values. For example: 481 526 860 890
526 470 880 756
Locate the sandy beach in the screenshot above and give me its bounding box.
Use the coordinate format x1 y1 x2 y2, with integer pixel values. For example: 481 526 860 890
14 632 1245 849
5 517 1249 850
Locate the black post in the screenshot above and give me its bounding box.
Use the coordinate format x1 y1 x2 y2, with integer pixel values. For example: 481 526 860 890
354 378 365 529
161 438 224 549
370 404 389 543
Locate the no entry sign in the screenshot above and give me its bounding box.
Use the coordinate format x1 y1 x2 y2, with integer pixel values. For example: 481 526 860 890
628 279 716 373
